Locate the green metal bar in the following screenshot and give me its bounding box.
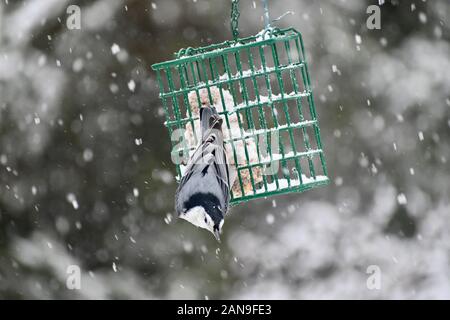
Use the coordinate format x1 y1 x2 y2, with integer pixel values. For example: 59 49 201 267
236 150 323 170
188 61 205 127
208 58 216 87
284 40 305 184
295 34 328 178
156 70 182 179
152 29 299 69
177 64 198 147
225 51 254 197
247 47 269 193
230 177 329 206
234 50 257 194
288 53 310 148
169 120 317 151
164 68 185 179
208 54 242 202
158 63 304 99
294 37 316 179
198 59 213 103
277 43 302 183
163 94 314 127
234 52 251 127
195 61 203 84
271 42 292 187
259 45 280 190
171 148 322 170
166 68 183 131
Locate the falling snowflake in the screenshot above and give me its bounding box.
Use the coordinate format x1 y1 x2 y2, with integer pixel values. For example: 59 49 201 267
128 80 136 92
66 193 79 210
83 149 94 162
418 131 424 141
397 193 407 205
111 43 121 55
418 12 427 24
164 213 173 224
266 214 275 225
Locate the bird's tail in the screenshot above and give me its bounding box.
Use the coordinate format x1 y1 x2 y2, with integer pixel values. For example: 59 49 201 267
200 106 222 136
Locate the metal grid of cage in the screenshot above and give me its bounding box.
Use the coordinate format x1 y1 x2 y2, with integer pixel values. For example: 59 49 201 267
152 28 329 205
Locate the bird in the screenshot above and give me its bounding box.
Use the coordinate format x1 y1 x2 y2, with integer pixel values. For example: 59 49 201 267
184 87 262 198
175 105 230 241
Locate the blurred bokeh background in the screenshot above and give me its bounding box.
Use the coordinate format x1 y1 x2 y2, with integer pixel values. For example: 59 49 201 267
0 0 449 299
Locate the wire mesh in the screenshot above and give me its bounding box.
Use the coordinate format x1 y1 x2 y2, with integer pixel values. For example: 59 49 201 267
152 28 329 205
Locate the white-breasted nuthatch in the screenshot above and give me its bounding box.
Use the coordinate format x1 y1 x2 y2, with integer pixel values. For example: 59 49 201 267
175 105 230 241
185 87 263 198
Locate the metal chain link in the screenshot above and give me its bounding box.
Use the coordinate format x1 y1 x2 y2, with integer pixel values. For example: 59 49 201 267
231 0 240 40
231 0 272 41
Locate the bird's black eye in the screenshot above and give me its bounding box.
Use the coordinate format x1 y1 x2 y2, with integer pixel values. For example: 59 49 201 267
204 217 208 223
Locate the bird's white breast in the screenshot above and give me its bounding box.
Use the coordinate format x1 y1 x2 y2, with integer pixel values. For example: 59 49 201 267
180 206 209 230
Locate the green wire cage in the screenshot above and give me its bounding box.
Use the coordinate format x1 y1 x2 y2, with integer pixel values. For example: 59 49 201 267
151 0 329 205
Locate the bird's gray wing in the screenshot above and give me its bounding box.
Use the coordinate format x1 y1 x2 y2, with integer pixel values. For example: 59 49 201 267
175 143 207 215
175 128 230 215
178 139 215 185
209 134 230 214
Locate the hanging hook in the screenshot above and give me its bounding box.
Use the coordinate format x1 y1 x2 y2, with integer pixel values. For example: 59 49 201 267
231 0 273 40
272 11 294 24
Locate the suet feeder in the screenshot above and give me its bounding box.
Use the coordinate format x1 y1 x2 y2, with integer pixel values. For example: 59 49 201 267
151 0 329 205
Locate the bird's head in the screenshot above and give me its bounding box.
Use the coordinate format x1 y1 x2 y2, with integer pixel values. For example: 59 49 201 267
180 204 224 242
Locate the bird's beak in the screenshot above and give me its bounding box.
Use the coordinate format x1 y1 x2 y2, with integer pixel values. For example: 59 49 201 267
214 229 221 242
